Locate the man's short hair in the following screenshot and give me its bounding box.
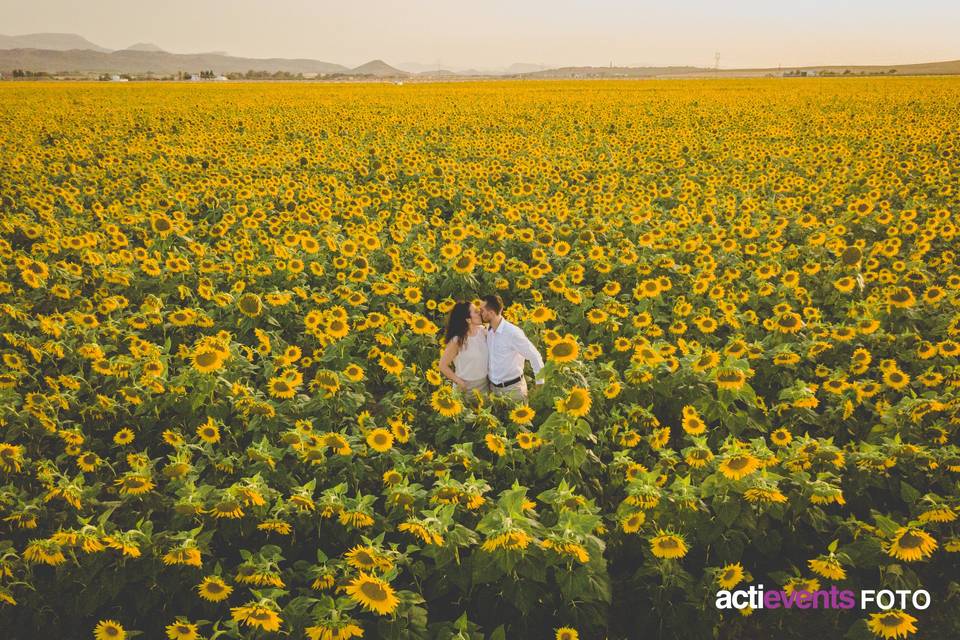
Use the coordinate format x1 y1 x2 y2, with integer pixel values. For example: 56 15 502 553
482 294 504 314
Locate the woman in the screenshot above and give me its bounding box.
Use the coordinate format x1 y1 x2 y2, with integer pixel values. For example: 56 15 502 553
439 300 489 395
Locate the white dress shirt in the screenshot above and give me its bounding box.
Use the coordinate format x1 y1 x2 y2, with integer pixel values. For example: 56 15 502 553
486 318 545 385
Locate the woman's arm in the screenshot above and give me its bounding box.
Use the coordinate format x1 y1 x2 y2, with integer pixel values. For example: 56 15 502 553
439 338 467 391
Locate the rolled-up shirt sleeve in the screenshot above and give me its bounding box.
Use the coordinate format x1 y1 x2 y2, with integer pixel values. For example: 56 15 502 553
512 327 545 382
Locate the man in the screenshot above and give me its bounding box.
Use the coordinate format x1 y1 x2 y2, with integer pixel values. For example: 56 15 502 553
480 294 545 402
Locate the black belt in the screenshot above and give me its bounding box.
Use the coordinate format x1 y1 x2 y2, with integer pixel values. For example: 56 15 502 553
489 375 522 388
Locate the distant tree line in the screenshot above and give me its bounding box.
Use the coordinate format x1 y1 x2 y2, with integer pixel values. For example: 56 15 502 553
818 69 898 76
225 70 307 80
8 69 50 78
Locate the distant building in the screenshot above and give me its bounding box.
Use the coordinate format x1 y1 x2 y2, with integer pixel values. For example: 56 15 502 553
110 75 129 82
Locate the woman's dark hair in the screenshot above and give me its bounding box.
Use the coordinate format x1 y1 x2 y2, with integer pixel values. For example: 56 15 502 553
444 301 472 350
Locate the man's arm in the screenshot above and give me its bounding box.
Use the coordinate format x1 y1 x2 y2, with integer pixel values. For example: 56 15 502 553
513 327 546 384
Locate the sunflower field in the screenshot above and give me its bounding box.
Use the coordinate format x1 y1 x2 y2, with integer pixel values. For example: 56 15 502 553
1 78 960 640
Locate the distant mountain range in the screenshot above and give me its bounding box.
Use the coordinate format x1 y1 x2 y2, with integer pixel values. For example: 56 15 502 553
0 32 111 52
0 32 539 77
125 42 165 53
2 32 960 79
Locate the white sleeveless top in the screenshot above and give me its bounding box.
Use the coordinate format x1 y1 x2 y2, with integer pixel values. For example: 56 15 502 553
453 328 488 380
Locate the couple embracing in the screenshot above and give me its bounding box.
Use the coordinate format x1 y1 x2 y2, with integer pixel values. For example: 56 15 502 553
439 294 544 402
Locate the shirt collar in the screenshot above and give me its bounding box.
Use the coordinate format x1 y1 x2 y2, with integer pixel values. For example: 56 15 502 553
492 318 509 334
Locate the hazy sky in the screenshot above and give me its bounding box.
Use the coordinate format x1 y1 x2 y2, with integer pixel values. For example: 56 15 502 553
4 0 960 69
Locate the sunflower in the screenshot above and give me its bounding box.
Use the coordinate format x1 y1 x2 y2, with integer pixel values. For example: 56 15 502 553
685 446 714 468
516 431 542 450
773 312 804 334
770 428 793 447
744 486 788 504
165 621 199 640
621 511 646 533
886 527 937 561
917 506 957 524
485 433 507 456
346 544 393 573
619 430 641 447
556 387 592 418
190 347 224 373
650 529 689 559
23 539 66 565
866 610 918 639
113 428 135 445
237 293 263 317
715 367 748 391
94 620 126 640
939 340 960 357
345 571 400 616
306 623 366 640
783 576 821 595
810 483 846 505
151 213 175 237
882 369 911 390
76 451 101 472
196 418 220 444
452 253 476 273
343 363 365 381
555 627 579 640
197 575 233 602
379 352 404 375
833 277 857 293
603 380 622 398
509 405 536 425
547 335 579 363
268 375 298 399
380 469 404 488
529 306 556 324
116 474 155 496
718 453 760 480
326 317 351 339
481 530 532 552
430 388 463 417
163 546 202 567
231 602 282 632
0 443 25 472
649 426 671 449
773 351 801 366
717 562 745 589
321 432 352 455
681 412 706 435
366 428 394 453
886 287 916 309
209 499 244 519
169 309 196 327
339 509 375 528
808 555 846 580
